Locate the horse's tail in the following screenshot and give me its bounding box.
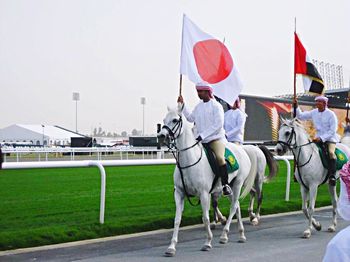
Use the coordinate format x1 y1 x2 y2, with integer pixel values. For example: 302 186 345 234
258 145 278 183
240 145 258 199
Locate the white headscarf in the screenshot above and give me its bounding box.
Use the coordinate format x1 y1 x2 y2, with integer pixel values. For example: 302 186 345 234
195 81 213 98
315 95 329 105
338 161 350 221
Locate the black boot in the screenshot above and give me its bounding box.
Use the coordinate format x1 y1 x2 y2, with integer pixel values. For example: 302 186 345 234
328 159 336 186
220 165 232 196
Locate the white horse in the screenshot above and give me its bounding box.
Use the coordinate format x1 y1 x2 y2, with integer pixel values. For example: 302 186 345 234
275 118 350 238
158 105 257 256
211 144 278 226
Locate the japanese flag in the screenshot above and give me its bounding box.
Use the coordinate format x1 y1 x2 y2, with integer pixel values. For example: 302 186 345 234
180 14 243 106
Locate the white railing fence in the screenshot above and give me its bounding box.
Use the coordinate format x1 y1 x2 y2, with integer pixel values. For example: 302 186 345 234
1 156 292 224
1 147 169 162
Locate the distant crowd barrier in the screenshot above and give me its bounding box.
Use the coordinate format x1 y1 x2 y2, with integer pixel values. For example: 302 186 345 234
1 156 293 224
1 147 168 162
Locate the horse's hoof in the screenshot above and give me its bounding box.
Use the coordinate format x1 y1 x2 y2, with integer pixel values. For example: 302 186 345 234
249 213 256 222
302 230 311 239
210 223 217 230
238 236 246 243
314 223 322 231
201 244 212 251
328 225 336 232
251 218 259 226
164 248 176 257
219 237 228 244
220 217 227 226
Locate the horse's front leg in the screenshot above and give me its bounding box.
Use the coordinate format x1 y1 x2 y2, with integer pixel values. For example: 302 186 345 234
234 201 246 242
300 185 312 238
327 183 338 232
301 185 320 238
200 192 213 251
165 189 184 257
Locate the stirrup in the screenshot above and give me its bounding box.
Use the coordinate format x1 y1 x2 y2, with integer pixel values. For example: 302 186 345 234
222 185 232 196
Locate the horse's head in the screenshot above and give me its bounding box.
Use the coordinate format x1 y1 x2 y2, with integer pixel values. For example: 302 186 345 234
157 103 184 145
275 118 304 155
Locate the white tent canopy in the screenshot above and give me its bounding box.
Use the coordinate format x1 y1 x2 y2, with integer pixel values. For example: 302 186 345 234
0 124 84 146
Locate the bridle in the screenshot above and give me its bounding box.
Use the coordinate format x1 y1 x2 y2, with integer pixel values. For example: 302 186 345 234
161 116 202 169
277 123 316 189
277 125 297 152
160 115 203 206
161 116 183 141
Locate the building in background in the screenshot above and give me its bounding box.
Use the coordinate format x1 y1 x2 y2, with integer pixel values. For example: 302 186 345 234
240 87 350 142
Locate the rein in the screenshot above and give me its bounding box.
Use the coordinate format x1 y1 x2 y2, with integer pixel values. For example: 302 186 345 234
161 118 202 206
277 126 315 190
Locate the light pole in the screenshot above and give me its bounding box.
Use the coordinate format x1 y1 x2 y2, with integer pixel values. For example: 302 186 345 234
41 124 45 146
73 92 80 133
141 97 146 136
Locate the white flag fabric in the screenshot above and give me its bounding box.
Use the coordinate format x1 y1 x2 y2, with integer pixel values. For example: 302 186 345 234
180 14 243 106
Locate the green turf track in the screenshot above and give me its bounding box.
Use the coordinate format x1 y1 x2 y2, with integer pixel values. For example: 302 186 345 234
0 162 336 250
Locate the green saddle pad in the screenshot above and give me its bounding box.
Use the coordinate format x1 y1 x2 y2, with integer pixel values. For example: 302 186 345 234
203 146 239 174
317 145 348 170
225 148 239 173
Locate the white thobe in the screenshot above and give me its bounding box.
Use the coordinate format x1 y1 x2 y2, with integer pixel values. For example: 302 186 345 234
224 109 247 144
323 226 350 262
182 99 225 144
323 166 350 261
296 107 339 143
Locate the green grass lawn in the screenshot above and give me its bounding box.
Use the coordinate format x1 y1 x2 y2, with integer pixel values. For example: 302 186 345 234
0 162 337 251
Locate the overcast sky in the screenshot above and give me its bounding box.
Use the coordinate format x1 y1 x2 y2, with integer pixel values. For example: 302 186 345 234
1 0 349 136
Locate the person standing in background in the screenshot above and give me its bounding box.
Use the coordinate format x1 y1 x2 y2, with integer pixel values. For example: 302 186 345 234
224 98 247 145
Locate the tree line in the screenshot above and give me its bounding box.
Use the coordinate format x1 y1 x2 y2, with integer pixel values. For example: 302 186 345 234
91 127 142 137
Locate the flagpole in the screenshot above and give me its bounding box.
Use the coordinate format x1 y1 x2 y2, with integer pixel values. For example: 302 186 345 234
293 18 297 183
293 18 297 118
179 74 183 96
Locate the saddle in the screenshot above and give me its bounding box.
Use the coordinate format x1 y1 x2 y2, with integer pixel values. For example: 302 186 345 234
316 144 348 170
202 144 239 176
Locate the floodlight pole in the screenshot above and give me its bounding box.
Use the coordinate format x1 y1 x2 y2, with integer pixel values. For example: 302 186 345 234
42 124 45 146
73 92 80 133
141 97 146 136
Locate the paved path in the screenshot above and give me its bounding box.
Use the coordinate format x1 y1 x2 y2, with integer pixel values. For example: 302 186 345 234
1 207 349 262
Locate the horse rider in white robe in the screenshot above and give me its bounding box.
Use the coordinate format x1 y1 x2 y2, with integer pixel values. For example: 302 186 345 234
224 98 247 145
294 95 339 186
177 82 233 196
323 161 350 261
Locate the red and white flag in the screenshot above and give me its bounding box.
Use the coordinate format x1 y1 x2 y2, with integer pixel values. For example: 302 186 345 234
180 14 243 106
294 33 324 94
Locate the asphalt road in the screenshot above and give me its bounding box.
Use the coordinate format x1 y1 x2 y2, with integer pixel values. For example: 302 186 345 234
1 207 349 262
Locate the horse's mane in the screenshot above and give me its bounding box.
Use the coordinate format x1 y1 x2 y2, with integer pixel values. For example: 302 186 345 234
281 118 310 138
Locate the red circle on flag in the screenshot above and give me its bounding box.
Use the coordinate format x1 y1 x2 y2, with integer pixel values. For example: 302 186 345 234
193 39 233 84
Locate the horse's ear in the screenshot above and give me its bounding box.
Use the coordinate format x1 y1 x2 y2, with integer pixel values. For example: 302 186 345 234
280 117 286 125
167 106 171 112
294 118 302 124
